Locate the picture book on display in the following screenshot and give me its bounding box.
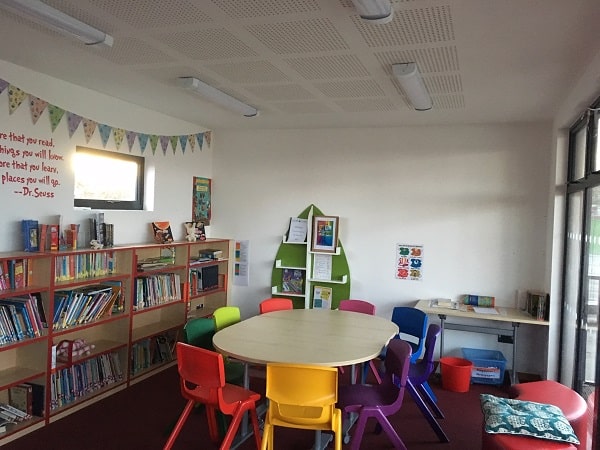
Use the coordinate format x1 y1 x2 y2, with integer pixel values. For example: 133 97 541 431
151 222 174 244
21 220 39 252
282 269 304 294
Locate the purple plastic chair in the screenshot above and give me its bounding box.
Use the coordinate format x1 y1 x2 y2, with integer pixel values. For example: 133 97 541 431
337 339 412 450
406 323 449 442
338 300 382 384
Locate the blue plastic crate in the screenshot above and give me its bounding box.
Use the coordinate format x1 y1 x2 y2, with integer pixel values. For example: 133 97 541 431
461 347 506 385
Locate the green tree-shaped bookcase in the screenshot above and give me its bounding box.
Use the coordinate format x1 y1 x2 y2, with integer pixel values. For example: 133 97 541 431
271 204 351 309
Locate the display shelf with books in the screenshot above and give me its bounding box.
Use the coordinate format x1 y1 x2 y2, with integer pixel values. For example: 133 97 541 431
0 239 233 445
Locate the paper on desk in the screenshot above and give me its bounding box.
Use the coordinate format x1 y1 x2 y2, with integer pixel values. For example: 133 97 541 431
473 307 499 314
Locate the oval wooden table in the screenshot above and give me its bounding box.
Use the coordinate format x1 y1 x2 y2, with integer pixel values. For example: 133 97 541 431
213 308 399 449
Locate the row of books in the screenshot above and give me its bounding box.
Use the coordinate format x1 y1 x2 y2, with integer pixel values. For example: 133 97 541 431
53 283 123 331
0 402 32 429
189 265 220 295
461 294 495 307
54 252 116 282
0 293 47 344
50 351 123 410
133 273 181 310
130 334 173 375
527 291 549 321
0 259 31 291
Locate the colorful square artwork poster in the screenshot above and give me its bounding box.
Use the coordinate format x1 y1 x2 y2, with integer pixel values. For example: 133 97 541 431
396 244 423 281
192 176 211 225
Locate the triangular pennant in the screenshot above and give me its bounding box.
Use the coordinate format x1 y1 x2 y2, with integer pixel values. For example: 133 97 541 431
113 128 125 150
138 133 149 154
98 124 112 147
179 135 188 154
0 79 8 94
188 134 196 152
169 136 179 154
204 131 212 147
8 85 26 114
160 135 169 155
82 118 97 143
126 131 137 152
29 95 48 124
67 112 83 138
196 132 204 150
48 104 65 131
149 135 159 155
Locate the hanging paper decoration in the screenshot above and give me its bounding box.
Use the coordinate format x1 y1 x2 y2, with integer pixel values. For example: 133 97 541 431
82 118 97 143
113 128 125 150
48 104 65 132
98 124 112 147
179 135 188 154
67 112 83 137
126 131 137 152
138 133 149 154
29 96 48 124
8 85 26 114
0 78 211 155
149 135 159 155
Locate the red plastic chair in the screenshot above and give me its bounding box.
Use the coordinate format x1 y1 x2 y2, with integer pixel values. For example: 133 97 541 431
259 297 293 314
338 300 382 384
163 343 262 450
337 339 412 450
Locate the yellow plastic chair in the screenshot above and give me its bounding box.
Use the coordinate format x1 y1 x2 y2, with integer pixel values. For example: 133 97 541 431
261 363 342 450
213 306 241 331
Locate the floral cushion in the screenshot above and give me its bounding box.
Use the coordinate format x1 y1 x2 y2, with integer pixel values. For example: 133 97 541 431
480 394 579 445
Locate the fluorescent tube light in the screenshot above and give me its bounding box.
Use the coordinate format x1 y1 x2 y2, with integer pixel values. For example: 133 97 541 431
179 77 259 118
350 0 393 24
392 63 432 111
0 0 113 47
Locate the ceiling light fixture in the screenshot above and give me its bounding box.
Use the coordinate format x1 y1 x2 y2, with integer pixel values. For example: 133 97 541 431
179 77 259 118
0 0 113 48
350 0 393 24
392 63 432 111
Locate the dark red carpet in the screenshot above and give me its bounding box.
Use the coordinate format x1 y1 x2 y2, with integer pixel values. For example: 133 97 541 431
3 365 509 450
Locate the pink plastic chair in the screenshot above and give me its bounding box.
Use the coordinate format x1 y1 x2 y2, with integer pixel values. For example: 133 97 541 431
338 300 382 384
259 297 293 314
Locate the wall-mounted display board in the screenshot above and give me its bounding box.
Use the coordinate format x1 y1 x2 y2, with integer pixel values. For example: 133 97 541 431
271 204 350 309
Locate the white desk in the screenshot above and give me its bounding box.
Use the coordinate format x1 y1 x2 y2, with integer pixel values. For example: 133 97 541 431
213 308 398 449
415 299 549 383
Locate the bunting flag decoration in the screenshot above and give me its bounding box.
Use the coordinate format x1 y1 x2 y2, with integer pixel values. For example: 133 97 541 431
160 135 169 155
149 134 159 155
0 79 8 94
113 128 125 150
82 118 97 143
67 112 83 137
0 78 211 155
179 135 188 154
138 133 149 154
29 95 48 124
48 104 65 131
126 131 137 152
98 123 112 147
8 84 26 114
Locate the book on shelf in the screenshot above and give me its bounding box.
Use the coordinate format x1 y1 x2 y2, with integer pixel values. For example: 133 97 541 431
38 224 48 252
151 221 174 244
21 219 39 252
49 224 59 251
26 382 44 417
527 290 549 321
286 217 308 243
313 285 332 309
9 384 32 416
282 268 304 294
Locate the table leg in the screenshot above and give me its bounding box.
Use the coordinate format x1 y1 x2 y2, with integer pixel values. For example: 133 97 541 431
512 322 519 384
438 314 447 360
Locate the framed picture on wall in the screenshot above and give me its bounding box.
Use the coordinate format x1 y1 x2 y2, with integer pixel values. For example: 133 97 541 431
311 215 339 253
192 177 211 225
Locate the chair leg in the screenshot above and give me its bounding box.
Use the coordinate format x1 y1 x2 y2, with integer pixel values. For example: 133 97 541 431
220 403 261 450
163 400 195 450
376 414 408 450
349 411 370 450
407 380 449 443
417 383 444 419
260 422 272 450
206 405 221 443
369 360 382 384
422 380 438 403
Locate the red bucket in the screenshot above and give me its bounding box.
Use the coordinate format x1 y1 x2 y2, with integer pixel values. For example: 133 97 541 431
440 357 473 393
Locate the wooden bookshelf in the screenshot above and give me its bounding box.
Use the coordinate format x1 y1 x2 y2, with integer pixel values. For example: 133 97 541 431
0 238 232 444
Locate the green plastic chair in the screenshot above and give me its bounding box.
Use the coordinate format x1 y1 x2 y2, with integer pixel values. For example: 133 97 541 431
213 306 241 331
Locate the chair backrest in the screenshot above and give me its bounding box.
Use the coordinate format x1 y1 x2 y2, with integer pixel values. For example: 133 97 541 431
259 297 293 314
381 339 412 415
266 363 338 426
338 299 376 315
213 306 241 331
391 306 428 359
184 317 216 349
176 342 225 405
409 323 441 383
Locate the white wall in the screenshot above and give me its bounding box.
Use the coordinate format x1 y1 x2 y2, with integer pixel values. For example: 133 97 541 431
0 60 213 248
214 124 553 376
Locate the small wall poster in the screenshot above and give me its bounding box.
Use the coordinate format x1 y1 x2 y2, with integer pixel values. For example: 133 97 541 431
234 240 249 286
192 176 211 225
396 243 423 281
